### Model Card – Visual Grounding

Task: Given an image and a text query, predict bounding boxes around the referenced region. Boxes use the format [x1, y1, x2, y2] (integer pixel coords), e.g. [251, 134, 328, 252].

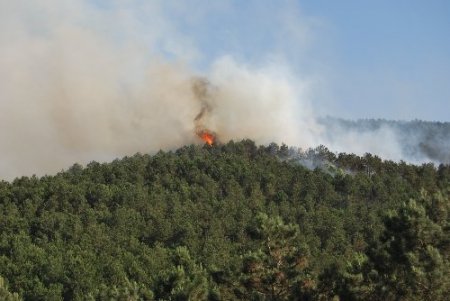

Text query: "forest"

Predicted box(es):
[0, 140, 449, 300]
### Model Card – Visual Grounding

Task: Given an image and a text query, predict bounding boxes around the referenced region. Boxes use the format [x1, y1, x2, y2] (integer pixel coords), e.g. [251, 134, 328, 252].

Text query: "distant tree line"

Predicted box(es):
[319, 117, 450, 163]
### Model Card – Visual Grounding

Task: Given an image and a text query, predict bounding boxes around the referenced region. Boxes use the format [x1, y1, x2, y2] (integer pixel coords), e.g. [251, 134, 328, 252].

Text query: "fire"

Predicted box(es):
[198, 130, 215, 145]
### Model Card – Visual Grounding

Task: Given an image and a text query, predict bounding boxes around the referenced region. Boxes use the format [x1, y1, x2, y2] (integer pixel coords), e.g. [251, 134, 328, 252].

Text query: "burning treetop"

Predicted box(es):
[197, 129, 215, 146]
[192, 77, 217, 145]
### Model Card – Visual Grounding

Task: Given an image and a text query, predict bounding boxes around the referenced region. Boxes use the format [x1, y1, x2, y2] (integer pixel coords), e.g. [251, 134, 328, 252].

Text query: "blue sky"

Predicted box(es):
[1, 0, 448, 178]
[140, 0, 450, 121]
[4, 0, 450, 122]
[301, 0, 450, 121]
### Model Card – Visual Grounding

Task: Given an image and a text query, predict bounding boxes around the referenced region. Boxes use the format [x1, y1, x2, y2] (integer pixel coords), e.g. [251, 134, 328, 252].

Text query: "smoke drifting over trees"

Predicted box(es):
[0, 1, 448, 180]
[319, 118, 450, 164]
[0, 1, 316, 179]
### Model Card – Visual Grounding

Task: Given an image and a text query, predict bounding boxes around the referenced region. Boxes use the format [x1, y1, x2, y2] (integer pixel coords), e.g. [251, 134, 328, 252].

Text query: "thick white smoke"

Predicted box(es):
[320, 125, 405, 162]
[0, 0, 321, 180]
[0, 1, 445, 180]
[202, 57, 320, 146]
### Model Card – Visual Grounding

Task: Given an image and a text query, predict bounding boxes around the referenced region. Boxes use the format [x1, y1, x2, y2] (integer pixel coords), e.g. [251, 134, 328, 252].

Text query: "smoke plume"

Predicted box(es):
[0, 1, 447, 180]
[0, 1, 320, 180]
[192, 78, 217, 145]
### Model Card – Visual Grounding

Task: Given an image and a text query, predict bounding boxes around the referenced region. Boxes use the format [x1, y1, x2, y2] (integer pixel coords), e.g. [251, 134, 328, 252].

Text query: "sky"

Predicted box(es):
[119, 0, 450, 121]
[0, 0, 449, 179]
[300, 1, 450, 121]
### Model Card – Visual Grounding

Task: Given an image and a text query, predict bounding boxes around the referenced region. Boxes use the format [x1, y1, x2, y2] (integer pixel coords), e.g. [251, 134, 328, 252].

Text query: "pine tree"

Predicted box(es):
[340, 190, 450, 300]
[0, 276, 21, 301]
[240, 213, 314, 300]
[153, 247, 217, 301]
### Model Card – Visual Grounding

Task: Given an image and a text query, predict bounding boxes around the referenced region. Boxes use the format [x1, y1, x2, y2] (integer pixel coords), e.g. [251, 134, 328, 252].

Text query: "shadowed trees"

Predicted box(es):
[0, 140, 448, 300]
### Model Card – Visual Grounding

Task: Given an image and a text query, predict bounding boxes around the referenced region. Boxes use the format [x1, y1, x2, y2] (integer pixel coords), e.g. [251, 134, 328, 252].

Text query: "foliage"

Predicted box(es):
[240, 213, 314, 300]
[0, 276, 21, 301]
[0, 140, 448, 300]
[339, 191, 450, 300]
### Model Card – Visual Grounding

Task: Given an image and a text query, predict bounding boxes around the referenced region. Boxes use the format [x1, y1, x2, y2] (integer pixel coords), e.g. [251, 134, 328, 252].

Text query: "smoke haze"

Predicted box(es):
[0, 1, 320, 179]
[0, 1, 448, 180]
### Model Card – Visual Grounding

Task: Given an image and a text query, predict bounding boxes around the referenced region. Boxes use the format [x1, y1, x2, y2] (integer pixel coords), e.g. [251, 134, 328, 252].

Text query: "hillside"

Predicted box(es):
[0, 140, 449, 300]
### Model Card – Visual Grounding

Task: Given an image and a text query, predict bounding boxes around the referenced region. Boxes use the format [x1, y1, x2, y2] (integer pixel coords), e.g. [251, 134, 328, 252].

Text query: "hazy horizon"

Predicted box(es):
[0, 0, 449, 179]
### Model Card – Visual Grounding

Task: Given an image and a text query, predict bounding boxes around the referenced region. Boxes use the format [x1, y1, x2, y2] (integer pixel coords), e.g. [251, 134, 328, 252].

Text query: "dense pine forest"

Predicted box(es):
[0, 140, 449, 300]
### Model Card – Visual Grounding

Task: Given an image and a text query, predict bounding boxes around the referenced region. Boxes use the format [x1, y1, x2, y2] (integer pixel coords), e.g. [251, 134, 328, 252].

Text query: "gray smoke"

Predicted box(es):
[192, 78, 216, 140]
[0, 1, 447, 181]
[0, 1, 319, 180]
[317, 117, 450, 164]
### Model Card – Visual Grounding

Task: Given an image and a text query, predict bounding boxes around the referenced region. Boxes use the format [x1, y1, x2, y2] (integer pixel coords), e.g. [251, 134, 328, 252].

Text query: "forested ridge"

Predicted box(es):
[0, 140, 449, 300]
[319, 117, 450, 163]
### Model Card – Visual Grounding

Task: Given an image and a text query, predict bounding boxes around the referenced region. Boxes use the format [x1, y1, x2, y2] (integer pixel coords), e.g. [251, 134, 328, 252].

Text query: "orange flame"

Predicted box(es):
[198, 130, 215, 145]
